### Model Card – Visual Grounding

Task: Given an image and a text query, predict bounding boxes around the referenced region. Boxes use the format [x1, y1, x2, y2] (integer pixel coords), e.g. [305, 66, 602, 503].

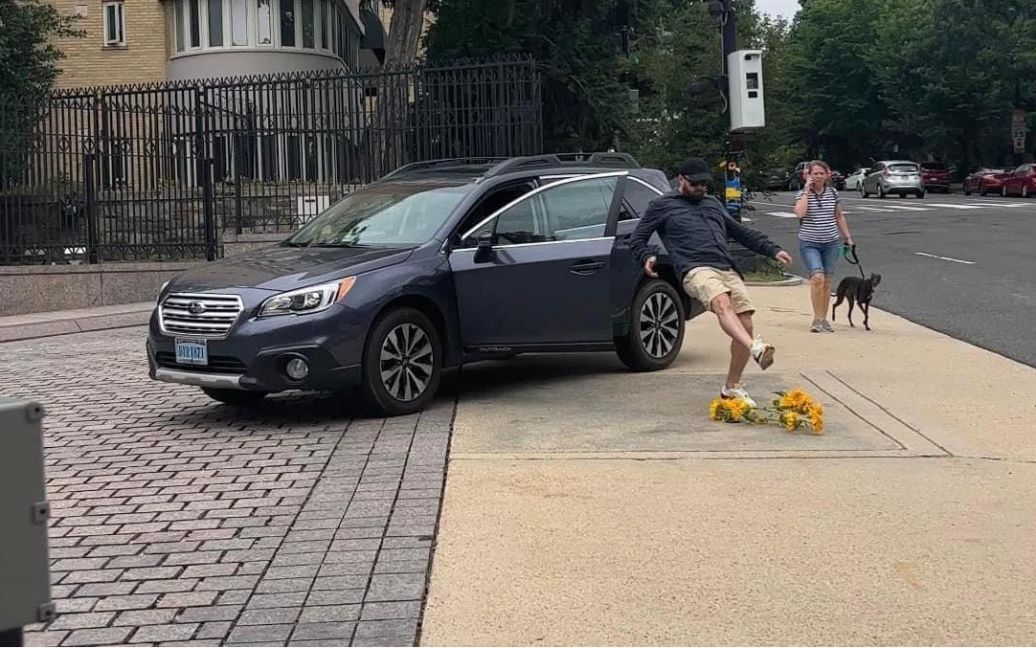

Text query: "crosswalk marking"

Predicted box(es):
[884, 205, 931, 211]
[924, 203, 985, 210]
[855, 206, 897, 212]
[766, 211, 798, 219]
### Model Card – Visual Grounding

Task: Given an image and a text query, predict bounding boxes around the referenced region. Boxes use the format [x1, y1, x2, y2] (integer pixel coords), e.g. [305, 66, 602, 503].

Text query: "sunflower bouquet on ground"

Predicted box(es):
[708, 387, 825, 435]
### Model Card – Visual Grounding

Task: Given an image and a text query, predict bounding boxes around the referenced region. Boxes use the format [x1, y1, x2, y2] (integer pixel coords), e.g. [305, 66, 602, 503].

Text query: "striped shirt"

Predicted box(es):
[795, 186, 841, 243]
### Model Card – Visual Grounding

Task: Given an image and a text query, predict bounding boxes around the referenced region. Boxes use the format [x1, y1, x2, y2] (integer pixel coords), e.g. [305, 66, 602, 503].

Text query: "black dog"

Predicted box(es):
[832, 273, 882, 330]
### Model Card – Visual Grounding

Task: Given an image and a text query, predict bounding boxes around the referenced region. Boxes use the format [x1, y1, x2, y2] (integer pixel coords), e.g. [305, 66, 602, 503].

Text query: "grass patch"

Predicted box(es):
[744, 257, 790, 282]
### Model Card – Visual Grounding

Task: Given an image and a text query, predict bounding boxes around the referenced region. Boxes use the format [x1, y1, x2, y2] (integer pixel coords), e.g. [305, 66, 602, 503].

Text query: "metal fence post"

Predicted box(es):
[83, 153, 99, 264]
[203, 157, 216, 262]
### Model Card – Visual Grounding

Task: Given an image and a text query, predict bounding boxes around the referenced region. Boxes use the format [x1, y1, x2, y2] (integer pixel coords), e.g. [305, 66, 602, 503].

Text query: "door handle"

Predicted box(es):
[570, 260, 605, 274]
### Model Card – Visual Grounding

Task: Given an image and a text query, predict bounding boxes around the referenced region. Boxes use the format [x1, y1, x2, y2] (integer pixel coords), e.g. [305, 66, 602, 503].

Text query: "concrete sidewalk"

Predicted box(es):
[420, 284, 1036, 645]
[0, 302, 152, 343]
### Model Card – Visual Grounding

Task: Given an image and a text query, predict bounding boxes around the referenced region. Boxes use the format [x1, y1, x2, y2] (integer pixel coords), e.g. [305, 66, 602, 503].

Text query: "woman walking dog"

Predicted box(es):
[793, 160, 854, 332]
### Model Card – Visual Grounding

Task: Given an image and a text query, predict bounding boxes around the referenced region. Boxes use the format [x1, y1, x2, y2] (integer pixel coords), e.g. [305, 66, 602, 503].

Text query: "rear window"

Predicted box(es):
[890, 164, 918, 173]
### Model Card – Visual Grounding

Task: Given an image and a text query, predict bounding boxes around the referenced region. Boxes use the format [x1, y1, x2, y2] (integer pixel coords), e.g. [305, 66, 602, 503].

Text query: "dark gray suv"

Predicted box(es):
[147, 153, 705, 416]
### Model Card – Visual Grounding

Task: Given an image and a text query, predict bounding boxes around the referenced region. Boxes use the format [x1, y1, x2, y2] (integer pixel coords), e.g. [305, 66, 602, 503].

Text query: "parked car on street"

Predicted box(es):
[830, 169, 846, 190]
[786, 161, 809, 191]
[1000, 163, 1036, 197]
[861, 160, 926, 198]
[963, 168, 1008, 195]
[919, 161, 953, 193]
[146, 154, 706, 416]
[844, 167, 869, 191]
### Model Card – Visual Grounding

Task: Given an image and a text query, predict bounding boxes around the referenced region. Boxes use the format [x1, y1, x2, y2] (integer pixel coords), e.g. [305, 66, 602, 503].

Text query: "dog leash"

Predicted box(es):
[842, 244, 866, 279]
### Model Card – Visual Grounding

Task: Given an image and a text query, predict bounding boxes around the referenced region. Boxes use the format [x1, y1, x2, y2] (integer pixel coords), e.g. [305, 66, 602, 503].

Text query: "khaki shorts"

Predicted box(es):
[682, 267, 755, 314]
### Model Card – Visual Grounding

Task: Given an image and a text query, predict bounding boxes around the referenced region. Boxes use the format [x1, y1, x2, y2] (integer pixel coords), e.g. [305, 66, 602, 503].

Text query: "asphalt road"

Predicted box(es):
[744, 189, 1036, 368]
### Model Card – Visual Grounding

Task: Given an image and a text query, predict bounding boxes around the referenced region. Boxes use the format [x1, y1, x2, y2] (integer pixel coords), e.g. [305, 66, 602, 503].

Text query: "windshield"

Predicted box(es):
[890, 163, 919, 173]
[286, 182, 469, 247]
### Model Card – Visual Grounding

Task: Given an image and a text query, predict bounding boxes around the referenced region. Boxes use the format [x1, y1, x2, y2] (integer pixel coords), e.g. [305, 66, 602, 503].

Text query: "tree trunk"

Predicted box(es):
[384, 0, 428, 67]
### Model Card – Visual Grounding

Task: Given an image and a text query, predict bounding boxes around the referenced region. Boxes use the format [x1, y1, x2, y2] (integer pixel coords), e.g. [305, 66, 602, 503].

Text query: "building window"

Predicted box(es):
[257, 0, 273, 44]
[208, 0, 223, 46]
[103, 1, 125, 46]
[173, 0, 185, 50]
[280, 0, 295, 47]
[187, 0, 201, 48]
[231, 0, 248, 45]
[320, 0, 330, 50]
[301, 0, 315, 48]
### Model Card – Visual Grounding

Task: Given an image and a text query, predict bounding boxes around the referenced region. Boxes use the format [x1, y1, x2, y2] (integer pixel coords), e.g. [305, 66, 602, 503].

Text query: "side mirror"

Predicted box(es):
[473, 234, 494, 264]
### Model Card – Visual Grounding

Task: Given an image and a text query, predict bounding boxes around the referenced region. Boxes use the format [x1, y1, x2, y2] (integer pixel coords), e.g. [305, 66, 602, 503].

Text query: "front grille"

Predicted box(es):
[160, 293, 243, 338]
[156, 352, 247, 374]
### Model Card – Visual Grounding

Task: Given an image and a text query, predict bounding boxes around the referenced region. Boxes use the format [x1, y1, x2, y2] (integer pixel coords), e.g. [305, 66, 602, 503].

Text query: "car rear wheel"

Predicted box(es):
[878, 184, 886, 199]
[1023, 185, 1029, 198]
[615, 279, 685, 371]
[202, 388, 268, 407]
[361, 307, 442, 417]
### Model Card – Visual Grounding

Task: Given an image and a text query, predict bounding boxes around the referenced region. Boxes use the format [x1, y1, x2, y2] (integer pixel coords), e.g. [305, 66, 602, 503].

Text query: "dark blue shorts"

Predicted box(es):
[798, 240, 841, 276]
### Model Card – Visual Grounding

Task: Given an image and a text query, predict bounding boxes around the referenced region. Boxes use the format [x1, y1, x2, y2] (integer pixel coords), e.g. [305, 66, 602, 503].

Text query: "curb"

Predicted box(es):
[744, 274, 804, 287]
[0, 306, 152, 343]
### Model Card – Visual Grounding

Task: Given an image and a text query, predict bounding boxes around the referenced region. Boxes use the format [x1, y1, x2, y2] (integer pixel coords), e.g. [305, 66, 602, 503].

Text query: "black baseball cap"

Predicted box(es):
[677, 157, 712, 182]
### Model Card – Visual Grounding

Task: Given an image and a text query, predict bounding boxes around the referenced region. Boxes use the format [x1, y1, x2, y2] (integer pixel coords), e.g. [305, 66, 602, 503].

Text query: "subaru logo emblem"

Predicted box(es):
[187, 301, 207, 315]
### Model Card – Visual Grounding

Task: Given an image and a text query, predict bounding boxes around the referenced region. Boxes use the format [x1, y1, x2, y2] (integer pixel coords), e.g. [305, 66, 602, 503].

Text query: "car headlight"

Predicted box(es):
[258, 278, 356, 317]
[157, 280, 171, 303]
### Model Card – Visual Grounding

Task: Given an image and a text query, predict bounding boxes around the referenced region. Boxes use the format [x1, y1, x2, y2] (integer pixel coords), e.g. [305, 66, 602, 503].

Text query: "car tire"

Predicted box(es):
[1002, 186, 1008, 197]
[615, 279, 685, 372]
[878, 184, 886, 199]
[1023, 185, 1029, 198]
[964, 185, 972, 196]
[861, 184, 869, 198]
[202, 388, 268, 407]
[361, 307, 442, 417]
[917, 189, 925, 199]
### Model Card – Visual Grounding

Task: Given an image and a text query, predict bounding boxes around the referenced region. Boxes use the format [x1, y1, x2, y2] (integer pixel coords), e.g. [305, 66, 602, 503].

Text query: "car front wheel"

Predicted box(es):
[361, 307, 442, 416]
[616, 279, 685, 371]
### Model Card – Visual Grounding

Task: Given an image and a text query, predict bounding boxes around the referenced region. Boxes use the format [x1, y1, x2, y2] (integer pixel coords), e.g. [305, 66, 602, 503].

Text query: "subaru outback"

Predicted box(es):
[147, 153, 706, 416]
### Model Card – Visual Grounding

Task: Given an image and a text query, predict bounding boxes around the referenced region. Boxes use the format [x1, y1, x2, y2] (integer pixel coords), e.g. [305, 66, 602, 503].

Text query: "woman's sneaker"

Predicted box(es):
[750, 336, 775, 370]
[721, 383, 757, 408]
[820, 319, 834, 332]
[810, 319, 824, 333]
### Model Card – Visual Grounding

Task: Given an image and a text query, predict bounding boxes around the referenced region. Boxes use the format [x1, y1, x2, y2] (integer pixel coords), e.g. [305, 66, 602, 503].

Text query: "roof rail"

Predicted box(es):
[483, 154, 565, 177]
[381, 157, 508, 179]
[553, 152, 641, 168]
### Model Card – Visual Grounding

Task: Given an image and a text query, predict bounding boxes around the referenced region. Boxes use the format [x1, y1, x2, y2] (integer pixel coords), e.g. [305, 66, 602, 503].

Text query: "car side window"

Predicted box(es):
[494, 194, 550, 245]
[619, 178, 662, 221]
[541, 177, 618, 241]
[454, 182, 536, 248]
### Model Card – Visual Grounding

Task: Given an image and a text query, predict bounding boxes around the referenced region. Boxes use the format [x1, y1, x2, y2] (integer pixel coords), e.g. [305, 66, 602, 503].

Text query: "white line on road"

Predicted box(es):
[915, 252, 975, 265]
[855, 206, 897, 212]
[922, 203, 985, 210]
[885, 205, 931, 211]
[766, 211, 798, 219]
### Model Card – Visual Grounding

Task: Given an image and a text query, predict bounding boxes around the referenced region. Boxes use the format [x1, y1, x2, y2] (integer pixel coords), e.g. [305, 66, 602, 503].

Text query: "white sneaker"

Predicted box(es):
[721, 383, 757, 408]
[750, 336, 775, 370]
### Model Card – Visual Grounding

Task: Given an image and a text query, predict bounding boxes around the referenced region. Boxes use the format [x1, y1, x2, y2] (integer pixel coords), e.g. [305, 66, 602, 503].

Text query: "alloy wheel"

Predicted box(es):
[639, 292, 680, 358]
[379, 323, 434, 402]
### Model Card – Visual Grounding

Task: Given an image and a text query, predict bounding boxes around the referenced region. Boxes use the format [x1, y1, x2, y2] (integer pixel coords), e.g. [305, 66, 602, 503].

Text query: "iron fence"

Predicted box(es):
[0, 57, 542, 265]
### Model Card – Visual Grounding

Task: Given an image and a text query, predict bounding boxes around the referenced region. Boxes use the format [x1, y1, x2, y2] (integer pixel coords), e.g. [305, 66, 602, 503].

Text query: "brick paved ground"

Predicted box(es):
[0, 327, 453, 647]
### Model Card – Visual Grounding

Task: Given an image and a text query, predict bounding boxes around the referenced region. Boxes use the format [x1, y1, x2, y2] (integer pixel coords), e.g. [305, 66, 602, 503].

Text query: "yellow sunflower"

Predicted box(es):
[779, 388, 815, 414]
[807, 404, 824, 433]
[779, 410, 801, 431]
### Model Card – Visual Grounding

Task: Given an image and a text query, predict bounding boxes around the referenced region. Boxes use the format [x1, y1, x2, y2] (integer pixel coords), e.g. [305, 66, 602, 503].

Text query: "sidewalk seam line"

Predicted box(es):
[801, 372, 907, 451]
[825, 370, 954, 457]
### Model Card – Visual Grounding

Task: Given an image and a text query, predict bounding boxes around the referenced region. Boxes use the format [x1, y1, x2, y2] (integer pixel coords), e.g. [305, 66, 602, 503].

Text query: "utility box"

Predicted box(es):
[727, 49, 765, 131]
[0, 398, 55, 644]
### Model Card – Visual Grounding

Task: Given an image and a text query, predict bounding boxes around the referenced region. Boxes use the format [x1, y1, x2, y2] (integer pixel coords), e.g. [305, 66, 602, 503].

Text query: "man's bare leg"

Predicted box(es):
[727, 312, 754, 388]
[711, 292, 754, 350]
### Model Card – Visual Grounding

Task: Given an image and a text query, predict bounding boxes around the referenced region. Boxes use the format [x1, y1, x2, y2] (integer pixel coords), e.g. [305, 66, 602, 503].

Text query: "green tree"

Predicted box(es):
[0, 0, 80, 99]
[425, 0, 635, 152]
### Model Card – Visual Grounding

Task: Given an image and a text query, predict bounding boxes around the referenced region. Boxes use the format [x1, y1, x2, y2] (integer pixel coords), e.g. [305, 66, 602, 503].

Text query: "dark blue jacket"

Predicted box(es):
[630, 192, 782, 280]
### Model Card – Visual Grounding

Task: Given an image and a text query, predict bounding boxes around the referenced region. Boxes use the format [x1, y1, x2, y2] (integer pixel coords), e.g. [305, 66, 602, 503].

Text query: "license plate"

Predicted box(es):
[175, 337, 208, 366]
